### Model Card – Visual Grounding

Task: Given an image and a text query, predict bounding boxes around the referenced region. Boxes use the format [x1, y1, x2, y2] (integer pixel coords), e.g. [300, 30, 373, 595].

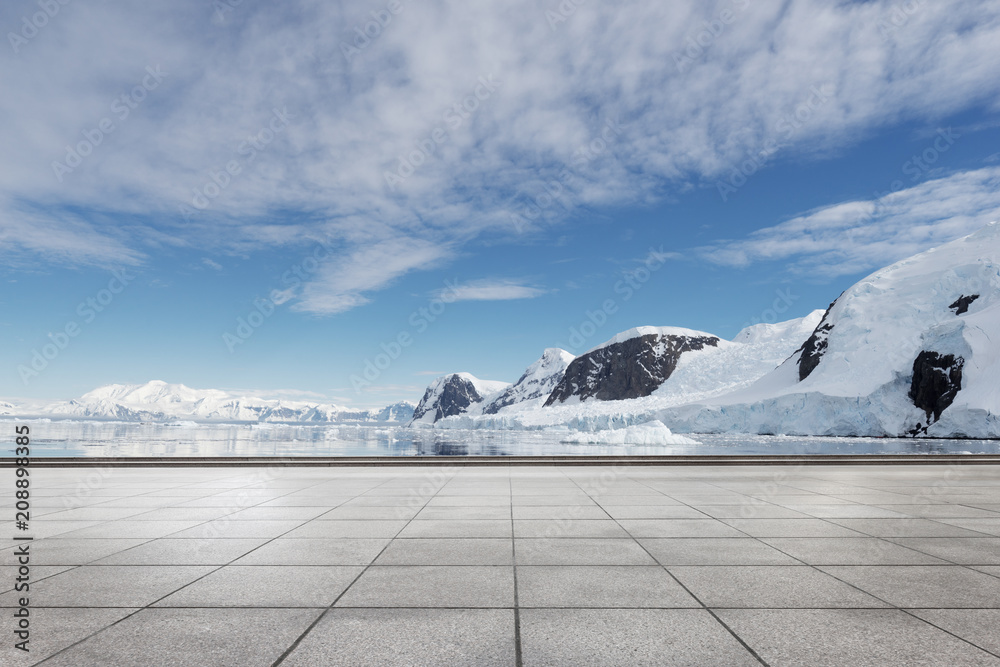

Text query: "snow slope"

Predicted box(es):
[662, 222, 1000, 437]
[15, 381, 415, 423]
[651, 310, 823, 405]
[483, 348, 574, 413]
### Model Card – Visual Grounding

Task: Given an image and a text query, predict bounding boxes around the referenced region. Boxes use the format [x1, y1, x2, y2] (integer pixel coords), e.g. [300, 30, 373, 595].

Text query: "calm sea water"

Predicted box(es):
[3, 419, 998, 457]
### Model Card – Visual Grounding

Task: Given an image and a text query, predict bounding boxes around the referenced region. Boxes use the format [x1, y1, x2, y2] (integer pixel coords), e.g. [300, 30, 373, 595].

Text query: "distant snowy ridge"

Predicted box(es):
[11, 381, 415, 423]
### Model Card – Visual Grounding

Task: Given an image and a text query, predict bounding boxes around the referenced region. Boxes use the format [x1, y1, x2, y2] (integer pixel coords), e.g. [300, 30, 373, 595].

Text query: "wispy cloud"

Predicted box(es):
[0, 199, 144, 268]
[3, 1, 1000, 304]
[698, 167, 1000, 277]
[293, 238, 452, 314]
[437, 278, 548, 302]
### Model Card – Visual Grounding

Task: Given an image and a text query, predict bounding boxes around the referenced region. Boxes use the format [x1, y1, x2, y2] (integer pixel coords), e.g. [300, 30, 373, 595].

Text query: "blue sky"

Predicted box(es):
[2, 0, 1000, 408]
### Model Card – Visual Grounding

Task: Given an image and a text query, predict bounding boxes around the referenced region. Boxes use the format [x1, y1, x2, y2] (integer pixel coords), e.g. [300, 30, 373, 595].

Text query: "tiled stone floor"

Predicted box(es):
[2, 463, 1000, 666]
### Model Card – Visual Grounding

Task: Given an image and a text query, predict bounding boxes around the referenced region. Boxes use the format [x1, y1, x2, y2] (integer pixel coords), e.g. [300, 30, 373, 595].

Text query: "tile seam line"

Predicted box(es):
[555, 465, 772, 667]
[270, 464, 459, 666]
[45, 470, 366, 567]
[690, 469, 1000, 579]
[29, 471, 390, 665]
[510, 467, 524, 667]
[714, 483, 1000, 662]
[9, 604, 1000, 610]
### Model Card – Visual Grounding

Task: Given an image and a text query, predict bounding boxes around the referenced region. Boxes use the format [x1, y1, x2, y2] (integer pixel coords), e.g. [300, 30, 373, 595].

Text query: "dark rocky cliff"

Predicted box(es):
[909, 351, 964, 428]
[795, 296, 841, 381]
[411, 375, 484, 422]
[544, 333, 719, 405]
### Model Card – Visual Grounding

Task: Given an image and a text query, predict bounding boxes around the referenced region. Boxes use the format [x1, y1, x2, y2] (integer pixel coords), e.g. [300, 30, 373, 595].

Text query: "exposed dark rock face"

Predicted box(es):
[484, 372, 552, 414]
[411, 375, 484, 422]
[909, 351, 964, 427]
[544, 334, 719, 405]
[949, 294, 979, 315]
[795, 297, 839, 381]
[483, 390, 524, 414]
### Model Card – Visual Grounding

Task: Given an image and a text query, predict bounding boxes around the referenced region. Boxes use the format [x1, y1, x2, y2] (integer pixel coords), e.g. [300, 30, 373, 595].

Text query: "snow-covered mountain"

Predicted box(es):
[372, 401, 418, 422]
[9, 224, 997, 439]
[424, 225, 1000, 438]
[665, 222, 1000, 437]
[11, 381, 415, 424]
[410, 373, 510, 424]
[483, 348, 574, 414]
[431, 311, 824, 431]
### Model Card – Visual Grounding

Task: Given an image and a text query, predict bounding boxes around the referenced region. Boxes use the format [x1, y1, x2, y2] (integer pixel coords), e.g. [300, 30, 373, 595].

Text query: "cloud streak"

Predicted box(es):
[437, 278, 548, 302]
[293, 238, 452, 314]
[698, 167, 1000, 276]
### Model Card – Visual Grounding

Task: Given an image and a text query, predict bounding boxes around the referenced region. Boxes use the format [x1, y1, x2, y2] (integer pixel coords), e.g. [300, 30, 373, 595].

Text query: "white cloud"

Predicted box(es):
[2, 0, 1000, 304]
[438, 278, 548, 302]
[293, 237, 451, 314]
[698, 167, 1000, 276]
[270, 287, 296, 305]
[201, 258, 223, 271]
[0, 199, 143, 268]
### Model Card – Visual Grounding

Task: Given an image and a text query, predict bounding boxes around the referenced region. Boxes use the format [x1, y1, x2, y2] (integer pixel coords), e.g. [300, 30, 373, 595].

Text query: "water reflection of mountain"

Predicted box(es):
[7, 420, 999, 458]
